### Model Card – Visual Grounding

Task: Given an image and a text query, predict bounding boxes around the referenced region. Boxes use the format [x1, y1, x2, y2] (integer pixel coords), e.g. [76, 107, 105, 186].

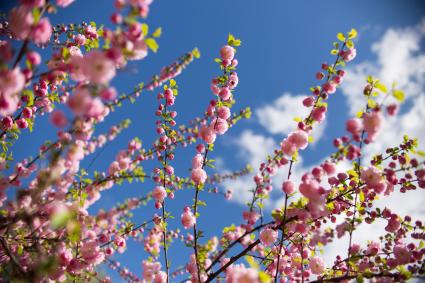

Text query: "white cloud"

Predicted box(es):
[256, 93, 326, 143]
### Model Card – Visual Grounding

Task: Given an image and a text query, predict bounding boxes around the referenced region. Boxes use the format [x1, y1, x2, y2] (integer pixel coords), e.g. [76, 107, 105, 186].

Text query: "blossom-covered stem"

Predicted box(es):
[205, 239, 261, 283]
[310, 272, 398, 283]
[0, 237, 26, 277]
[162, 104, 170, 283]
[12, 2, 49, 69]
[274, 159, 294, 283]
[205, 221, 273, 273]
[301, 236, 305, 283]
[346, 93, 372, 275]
[193, 185, 202, 283]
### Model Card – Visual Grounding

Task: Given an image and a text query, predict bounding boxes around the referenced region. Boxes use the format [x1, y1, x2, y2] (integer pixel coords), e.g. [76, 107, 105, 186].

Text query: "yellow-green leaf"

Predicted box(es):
[348, 28, 358, 39]
[375, 82, 388, 93]
[367, 99, 377, 108]
[152, 27, 162, 38]
[359, 190, 365, 202]
[169, 79, 176, 88]
[337, 33, 346, 42]
[192, 47, 201, 58]
[393, 89, 405, 102]
[145, 38, 159, 53]
[141, 23, 149, 37]
[259, 271, 272, 283]
[245, 255, 259, 269]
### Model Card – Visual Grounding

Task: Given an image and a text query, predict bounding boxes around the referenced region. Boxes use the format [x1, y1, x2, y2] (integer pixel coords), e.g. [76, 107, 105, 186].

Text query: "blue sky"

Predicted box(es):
[4, 0, 425, 281]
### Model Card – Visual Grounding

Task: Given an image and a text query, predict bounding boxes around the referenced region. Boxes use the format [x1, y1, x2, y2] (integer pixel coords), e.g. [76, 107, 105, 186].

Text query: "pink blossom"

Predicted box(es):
[242, 210, 260, 225]
[226, 264, 259, 283]
[346, 118, 363, 135]
[192, 154, 203, 169]
[212, 118, 229, 135]
[152, 186, 167, 202]
[27, 51, 41, 65]
[309, 257, 325, 275]
[259, 228, 277, 246]
[100, 87, 117, 101]
[342, 48, 357, 62]
[322, 82, 336, 94]
[282, 180, 295, 194]
[361, 167, 386, 194]
[385, 216, 401, 233]
[363, 111, 382, 141]
[181, 207, 196, 229]
[199, 125, 216, 144]
[31, 17, 52, 44]
[366, 241, 380, 256]
[9, 6, 34, 40]
[83, 51, 116, 84]
[393, 244, 411, 265]
[220, 45, 235, 61]
[191, 168, 207, 184]
[217, 106, 231, 120]
[219, 87, 231, 100]
[288, 130, 309, 150]
[80, 241, 104, 265]
[312, 106, 327, 122]
[56, 0, 75, 7]
[281, 139, 297, 156]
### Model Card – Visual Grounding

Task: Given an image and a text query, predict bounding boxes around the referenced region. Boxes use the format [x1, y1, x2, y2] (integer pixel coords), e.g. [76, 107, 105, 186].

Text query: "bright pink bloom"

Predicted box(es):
[181, 207, 196, 229]
[192, 154, 203, 169]
[366, 241, 380, 256]
[393, 244, 411, 265]
[100, 87, 117, 100]
[191, 168, 207, 184]
[217, 106, 231, 120]
[363, 111, 382, 141]
[27, 51, 41, 65]
[212, 118, 229, 135]
[282, 180, 295, 194]
[259, 228, 277, 246]
[200, 125, 216, 144]
[152, 186, 167, 202]
[50, 110, 68, 128]
[31, 17, 52, 44]
[385, 216, 401, 233]
[9, 6, 34, 40]
[342, 48, 357, 62]
[83, 51, 116, 84]
[281, 139, 297, 156]
[220, 45, 235, 61]
[309, 257, 325, 275]
[288, 130, 309, 150]
[346, 118, 363, 135]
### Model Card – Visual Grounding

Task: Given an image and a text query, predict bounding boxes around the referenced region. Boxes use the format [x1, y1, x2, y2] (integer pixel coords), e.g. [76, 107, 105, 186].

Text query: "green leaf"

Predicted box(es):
[152, 27, 162, 38]
[359, 190, 365, 202]
[228, 33, 241, 46]
[337, 33, 346, 42]
[367, 99, 377, 108]
[141, 23, 149, 37]
[375, 82, 388, 93]
[259, 271, 271, 283]
[145, 38, 159, 53]
[393, 89, 405, 102]
[348, 28, 358, 39]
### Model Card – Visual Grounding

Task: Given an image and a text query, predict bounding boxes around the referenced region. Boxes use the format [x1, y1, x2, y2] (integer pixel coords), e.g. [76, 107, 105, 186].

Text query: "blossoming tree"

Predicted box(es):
[0, 0, 424, 282]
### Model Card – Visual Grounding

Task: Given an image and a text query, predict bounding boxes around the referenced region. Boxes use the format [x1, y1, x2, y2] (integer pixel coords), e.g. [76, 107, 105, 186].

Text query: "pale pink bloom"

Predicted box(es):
[343, 48, 357, 62]
[299, 177, 323, 200]
[154, 271, 167, 283]
[212, 118, 229, 135]
[363, 111, 382, 141]
[385, 216, 401, 233]
[67, 88, 92, 116]
[366, 241, 380, 256]
[152, 186, 167, 202]
[31, 17, 52, 44]
[191, 168, 207, 184]
[282, 180, 295, 194]
[288, 130, 309, 150]
[142, 260, 162, 281]
[69, 46, 82, 57]
[192, 154, 203, 169]
[310, 257, 325, 275]
[199, 125, 216, 144]
[56, 0, 75, 7]
[322, 82, 336, 94]
[27, 51, 41, 65]
[220, 45, 235, 61]
[242, 210, 260, 225]
[181, 207, 196, 229]
[219, 87, 231, 100]
[83, 51, 116, 84]
[9, 6, 34, 40]
[259, 228, 277, 246]
[393, 244, 410, 264]
[346, 118, 363, 135]
[99, 87, 117, 101]
[217, 106, 231, 120]
[128, 39, 148, 61]
[361, 167, 386, 194]
[226, 264, 259, 283]
[281, 139, 297, 156]
[69, 55, 87, 82]
[80, 241, 104, 265]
